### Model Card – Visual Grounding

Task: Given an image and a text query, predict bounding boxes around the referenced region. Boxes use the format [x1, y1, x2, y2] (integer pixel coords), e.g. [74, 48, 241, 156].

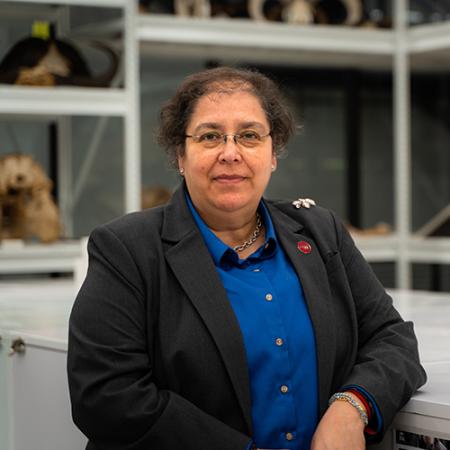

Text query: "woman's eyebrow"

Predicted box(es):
[192, 122, 222, 133]
[239, 122, 266, 130]
[192, 121, 266, 133]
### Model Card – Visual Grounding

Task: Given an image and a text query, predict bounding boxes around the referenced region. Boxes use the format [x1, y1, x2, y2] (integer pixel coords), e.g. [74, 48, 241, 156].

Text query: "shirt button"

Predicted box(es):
[286, 432, 294, 441]
[265, 293, 273, 301]
[275, 337, 284, 346]
[253, 268, 260, 272]
[280, 385, 289, 394]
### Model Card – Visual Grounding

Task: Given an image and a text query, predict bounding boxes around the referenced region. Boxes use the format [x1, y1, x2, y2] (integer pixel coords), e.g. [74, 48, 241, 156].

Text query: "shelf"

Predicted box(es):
[1, 236, 446, 276]
[353, 235, 450, 265]
[352, 234, 400, 262]
[407, 237, 450, 264]
[137, 14, 450, 71]
[137, 14, 395, 69]
[408, 21, 450, 71]
[409, 21, 450, 53]
[0, 241, 84, 274]
[137, 13, 450, 54]
[0, 86, 128, 116]
[3, 0, 125, 7]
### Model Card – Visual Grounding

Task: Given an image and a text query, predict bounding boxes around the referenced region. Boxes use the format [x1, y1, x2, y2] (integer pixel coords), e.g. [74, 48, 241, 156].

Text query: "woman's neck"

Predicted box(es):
[198, 207, 265, 259]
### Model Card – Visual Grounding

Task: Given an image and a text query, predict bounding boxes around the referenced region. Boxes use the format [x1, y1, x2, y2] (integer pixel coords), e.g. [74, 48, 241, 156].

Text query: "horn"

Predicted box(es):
[248, 0, 266, 21]
[343, 0, 363, 25]
[55, 40, 119, 87]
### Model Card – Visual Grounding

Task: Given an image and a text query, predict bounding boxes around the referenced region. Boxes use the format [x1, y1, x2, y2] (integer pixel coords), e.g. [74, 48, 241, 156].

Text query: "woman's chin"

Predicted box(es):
[212, 194, 255, 213]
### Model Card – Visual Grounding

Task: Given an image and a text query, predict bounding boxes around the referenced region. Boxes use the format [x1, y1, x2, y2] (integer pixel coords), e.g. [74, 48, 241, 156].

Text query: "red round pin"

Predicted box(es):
[297, 241, 312, 254]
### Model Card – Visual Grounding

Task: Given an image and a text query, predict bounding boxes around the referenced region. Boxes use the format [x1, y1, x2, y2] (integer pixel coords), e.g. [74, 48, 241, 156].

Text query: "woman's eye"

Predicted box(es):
[241, 131, 259, 140]
[199, 132, 221, 142]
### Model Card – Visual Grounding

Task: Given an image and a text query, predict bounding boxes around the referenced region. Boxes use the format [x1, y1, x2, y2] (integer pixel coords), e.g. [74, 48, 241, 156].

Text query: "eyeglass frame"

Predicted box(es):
[184, 131, 272, 148]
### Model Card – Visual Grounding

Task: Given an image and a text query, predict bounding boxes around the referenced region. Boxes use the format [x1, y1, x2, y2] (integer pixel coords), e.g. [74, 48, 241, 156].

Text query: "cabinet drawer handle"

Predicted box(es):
[8, 338, 26, 356]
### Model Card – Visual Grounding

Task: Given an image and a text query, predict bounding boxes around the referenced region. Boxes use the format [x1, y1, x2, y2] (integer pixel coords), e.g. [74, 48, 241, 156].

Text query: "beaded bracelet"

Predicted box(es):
[329, 392, 369, 426]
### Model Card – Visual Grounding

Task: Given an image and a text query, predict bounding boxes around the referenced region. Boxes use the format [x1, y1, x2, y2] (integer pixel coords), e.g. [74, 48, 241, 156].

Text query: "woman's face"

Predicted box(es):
[179, 90, 276, 222]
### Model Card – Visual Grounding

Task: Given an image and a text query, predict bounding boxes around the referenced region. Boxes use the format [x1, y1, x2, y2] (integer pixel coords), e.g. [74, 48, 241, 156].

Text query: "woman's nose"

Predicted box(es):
[218, 137, 242, 163]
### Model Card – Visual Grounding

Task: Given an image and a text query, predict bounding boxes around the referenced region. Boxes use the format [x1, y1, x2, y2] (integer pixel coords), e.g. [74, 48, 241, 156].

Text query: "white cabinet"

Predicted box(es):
[0, 336, 87, 450]
[0, 280, 86, 450]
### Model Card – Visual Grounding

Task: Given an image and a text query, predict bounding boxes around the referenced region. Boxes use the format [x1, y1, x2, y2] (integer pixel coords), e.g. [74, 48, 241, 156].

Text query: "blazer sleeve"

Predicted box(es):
[67, 224, 252, 450]
[330, 211, 427, 434]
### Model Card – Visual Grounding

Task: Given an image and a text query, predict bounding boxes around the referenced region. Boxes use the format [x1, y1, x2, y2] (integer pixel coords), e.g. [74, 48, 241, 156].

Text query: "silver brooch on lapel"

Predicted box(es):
[292, 198, 316, 209]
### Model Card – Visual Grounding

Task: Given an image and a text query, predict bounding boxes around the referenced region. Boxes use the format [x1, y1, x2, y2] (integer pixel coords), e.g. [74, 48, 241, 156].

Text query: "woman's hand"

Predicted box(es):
[310, 399, 365, 450]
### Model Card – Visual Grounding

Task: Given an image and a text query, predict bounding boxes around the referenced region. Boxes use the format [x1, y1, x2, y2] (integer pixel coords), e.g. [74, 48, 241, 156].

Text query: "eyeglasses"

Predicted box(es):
[185, 130, 271, 149]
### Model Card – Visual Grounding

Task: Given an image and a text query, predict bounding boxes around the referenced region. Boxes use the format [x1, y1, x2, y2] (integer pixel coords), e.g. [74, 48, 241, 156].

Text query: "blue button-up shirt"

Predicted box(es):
[187, 195, 319, 450]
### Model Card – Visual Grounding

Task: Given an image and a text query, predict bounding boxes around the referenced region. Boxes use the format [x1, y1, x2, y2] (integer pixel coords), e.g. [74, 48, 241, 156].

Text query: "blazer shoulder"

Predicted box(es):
[267, 198, 345, 253]
[92, 206, 165, 245]
[268, 198, 337, 230]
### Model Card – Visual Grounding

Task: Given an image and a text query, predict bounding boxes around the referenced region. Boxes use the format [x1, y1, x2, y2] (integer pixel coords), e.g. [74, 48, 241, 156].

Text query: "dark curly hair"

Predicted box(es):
[157, 66, 296, 168]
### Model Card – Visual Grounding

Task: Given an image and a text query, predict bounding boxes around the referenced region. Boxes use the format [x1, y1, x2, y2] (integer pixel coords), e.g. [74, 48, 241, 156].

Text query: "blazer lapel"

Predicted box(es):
[162, 185, 253, 434]
[267, 202, 337, 415]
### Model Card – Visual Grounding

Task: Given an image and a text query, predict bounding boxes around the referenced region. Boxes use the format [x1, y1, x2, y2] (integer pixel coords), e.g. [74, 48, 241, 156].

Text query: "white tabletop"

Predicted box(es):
[0, 282, 450, 416]
[2, 283, 449, 357]
[402, 361, 450, 420]
[389, 289, 450, 364]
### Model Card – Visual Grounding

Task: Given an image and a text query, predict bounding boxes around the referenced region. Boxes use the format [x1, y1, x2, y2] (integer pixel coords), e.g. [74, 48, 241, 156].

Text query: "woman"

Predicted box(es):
[68, 67, 426, 450]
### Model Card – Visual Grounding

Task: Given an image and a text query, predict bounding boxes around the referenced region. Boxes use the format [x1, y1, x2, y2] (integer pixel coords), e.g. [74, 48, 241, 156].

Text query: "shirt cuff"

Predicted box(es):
[341, 384, 383, 440]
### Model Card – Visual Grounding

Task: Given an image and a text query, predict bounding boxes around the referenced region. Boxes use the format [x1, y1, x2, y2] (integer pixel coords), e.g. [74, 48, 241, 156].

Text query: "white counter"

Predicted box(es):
[0, 282, 450, 450]
[374, 361, 450, 450]
[1, 283, 448, 361]
[389, 289, 450, 364]
[404, 361, 450, 421]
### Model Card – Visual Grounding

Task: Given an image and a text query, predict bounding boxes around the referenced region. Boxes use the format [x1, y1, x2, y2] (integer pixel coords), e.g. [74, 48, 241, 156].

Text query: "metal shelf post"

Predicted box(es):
[394, 0, 412, 289]
[124, 0, 141, 213]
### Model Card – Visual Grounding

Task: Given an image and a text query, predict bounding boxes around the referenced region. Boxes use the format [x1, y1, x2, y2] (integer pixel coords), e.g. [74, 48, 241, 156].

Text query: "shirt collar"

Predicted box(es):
[185, 192, 277, 269]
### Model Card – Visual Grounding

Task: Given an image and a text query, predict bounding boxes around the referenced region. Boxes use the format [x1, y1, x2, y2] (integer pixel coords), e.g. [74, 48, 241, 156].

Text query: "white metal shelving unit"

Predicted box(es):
[136, 2, 449, 289]
[0, 1, 448, 287]
[0, 0, 140, 275]
[0, 0, 141, 213]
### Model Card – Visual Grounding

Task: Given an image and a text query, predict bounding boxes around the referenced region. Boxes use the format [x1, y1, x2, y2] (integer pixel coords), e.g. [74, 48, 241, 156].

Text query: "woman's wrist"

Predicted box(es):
[329, 391, 369, 427]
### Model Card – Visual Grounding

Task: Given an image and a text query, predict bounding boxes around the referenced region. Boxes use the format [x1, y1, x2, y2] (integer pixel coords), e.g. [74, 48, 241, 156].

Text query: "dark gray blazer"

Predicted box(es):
[67, 183, 426, 450]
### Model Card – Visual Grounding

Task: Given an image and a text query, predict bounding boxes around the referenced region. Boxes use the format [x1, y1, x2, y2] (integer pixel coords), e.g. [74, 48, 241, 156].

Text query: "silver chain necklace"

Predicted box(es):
[233, 213, 263, 253]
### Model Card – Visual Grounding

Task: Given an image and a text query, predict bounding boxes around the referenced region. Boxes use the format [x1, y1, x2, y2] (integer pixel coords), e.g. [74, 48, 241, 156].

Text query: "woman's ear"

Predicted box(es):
[271, 155, 277, 172]
[177, 146, 185, 176]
